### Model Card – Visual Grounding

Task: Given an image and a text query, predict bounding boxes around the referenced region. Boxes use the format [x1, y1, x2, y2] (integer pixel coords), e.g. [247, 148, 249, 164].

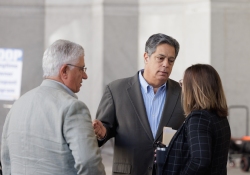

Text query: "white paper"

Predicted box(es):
[162, 127, 177, 146]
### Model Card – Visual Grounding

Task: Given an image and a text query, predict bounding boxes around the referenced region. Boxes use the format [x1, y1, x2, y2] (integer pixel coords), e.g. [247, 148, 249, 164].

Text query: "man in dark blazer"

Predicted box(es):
[93, 33, 185, 175]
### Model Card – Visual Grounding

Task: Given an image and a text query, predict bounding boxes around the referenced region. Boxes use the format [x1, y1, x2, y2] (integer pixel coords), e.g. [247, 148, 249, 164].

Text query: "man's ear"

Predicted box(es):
[60, 65, 68, 79]
[144, 52, 149, 63]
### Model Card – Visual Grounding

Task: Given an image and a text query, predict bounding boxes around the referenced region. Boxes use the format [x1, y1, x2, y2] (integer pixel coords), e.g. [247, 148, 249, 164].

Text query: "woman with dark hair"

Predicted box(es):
[162, 64, 231, 175]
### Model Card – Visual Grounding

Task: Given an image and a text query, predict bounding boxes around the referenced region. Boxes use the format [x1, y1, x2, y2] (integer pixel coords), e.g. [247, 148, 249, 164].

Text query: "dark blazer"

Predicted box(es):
[163, 110, 231, 175]
[96, 71, 185, 175]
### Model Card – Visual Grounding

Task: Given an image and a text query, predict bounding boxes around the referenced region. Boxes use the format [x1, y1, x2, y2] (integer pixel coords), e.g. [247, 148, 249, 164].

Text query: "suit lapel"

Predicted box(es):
[127, 73, 154, 141]
[155, 79, 180, 141]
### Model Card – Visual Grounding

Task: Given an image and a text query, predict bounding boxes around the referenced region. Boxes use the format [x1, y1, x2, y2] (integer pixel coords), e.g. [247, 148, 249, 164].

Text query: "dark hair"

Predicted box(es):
[182, 64, 228, 117]
[145, 33, 180, 58]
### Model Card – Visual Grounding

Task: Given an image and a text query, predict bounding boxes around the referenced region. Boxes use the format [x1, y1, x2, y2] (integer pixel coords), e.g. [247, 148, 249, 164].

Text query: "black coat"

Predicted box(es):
[163, 110, 231, 175]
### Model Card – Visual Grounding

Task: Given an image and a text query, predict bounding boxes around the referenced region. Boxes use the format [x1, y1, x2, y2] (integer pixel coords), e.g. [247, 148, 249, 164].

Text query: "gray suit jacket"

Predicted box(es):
[1, 79, 105, 175]
[96, 72, 185, 175]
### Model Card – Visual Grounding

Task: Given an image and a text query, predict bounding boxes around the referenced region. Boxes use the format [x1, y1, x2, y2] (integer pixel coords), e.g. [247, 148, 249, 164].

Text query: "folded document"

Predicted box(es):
[162, 127, 177, 146]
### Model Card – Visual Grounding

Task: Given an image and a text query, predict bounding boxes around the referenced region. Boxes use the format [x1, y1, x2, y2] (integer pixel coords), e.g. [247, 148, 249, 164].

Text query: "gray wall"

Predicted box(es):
[45, 0, 139, 116]
[0, 0, 45, 141]
[1, 0, 250, 142]
[211, 1, 250, 137]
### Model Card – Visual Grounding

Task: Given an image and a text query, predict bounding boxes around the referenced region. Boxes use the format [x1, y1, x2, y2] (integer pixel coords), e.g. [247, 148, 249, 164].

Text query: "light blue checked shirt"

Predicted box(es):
[139, 70, 167, 138]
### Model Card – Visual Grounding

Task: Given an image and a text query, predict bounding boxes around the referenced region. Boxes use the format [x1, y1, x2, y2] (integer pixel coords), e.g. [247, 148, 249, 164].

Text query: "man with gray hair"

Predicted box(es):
[1, 40, 106, 175]
[93, 33, 185, 175]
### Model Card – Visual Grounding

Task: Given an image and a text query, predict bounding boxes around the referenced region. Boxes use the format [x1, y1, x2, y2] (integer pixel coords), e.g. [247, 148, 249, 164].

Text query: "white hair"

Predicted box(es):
[42, 39, 84, 78]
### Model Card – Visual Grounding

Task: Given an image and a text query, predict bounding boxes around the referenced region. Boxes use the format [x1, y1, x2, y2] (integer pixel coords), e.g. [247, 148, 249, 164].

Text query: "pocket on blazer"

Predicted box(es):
[113, 163, 131, 174]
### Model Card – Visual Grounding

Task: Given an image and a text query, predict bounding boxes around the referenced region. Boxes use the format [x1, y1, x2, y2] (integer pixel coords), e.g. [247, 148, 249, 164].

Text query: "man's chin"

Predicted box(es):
[155, 78, 168, 86]
[158, 75, 169, 81]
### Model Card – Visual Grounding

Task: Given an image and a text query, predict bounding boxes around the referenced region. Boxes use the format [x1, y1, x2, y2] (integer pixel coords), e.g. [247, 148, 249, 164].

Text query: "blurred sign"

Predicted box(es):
[0, 48, 23, 101]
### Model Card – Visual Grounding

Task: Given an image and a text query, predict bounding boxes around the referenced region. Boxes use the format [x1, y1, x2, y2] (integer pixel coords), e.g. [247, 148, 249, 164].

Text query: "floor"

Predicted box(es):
[100, 140, 248, 175]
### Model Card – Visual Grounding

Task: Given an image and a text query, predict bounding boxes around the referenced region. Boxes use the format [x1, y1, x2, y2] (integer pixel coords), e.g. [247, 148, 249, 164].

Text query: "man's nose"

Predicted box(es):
[162, 58, 169, 67]
[82, 72, 88, 79]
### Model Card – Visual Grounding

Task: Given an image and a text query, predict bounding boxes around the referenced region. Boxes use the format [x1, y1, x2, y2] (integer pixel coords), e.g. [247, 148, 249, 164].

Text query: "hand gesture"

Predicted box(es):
[92, 119, 107, 139]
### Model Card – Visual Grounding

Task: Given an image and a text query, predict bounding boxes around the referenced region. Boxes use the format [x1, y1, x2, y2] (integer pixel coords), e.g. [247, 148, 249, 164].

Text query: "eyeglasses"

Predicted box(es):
[67, 64, 87, 72]
[179, 79, 183, 87]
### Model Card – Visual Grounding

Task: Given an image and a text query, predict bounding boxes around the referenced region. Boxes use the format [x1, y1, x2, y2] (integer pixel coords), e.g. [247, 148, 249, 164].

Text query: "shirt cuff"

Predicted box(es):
[97, 133, 107, 141]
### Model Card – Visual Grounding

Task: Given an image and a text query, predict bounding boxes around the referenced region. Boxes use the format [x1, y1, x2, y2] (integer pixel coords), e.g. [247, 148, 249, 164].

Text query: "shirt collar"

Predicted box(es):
[50, 80, 78, 99]
[139, 69, 167, 93]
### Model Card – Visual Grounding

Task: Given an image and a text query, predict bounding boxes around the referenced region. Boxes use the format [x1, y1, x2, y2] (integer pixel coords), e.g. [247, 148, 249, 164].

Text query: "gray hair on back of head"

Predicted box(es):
[42, 39, 84, 78]
[145, 33, 180, 58]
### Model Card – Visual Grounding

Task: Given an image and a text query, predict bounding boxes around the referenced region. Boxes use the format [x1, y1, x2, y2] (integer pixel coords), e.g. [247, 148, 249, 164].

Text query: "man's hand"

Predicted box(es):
[92, 119, 107, 140]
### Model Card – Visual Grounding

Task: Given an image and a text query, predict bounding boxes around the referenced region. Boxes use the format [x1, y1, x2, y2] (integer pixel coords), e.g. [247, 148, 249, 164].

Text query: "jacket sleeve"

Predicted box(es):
[182, 113, 212, 175]
[63, 101, 106, 175]
[96, 85, 117, 147]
